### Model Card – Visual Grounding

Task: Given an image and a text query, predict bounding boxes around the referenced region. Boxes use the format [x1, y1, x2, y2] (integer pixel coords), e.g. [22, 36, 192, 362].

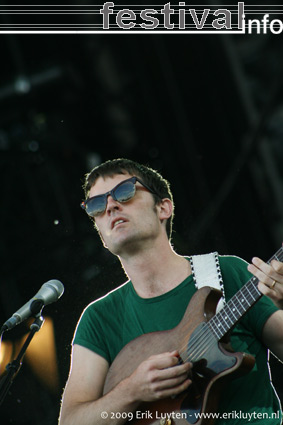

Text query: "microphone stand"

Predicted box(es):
[0, 314, 45, 406]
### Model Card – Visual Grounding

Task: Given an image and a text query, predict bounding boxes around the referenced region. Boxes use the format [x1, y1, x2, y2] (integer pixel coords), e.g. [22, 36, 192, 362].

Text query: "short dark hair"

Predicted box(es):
[83, 158, 174, 240]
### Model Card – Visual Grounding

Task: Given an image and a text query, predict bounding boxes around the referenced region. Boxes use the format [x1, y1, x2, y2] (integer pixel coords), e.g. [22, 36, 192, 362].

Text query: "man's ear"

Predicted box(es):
[157, 198, 173, 222]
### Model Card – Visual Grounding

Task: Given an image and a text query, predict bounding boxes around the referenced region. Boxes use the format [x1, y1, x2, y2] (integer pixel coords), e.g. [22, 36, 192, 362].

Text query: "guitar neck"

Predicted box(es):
[207, 246, 283, 340]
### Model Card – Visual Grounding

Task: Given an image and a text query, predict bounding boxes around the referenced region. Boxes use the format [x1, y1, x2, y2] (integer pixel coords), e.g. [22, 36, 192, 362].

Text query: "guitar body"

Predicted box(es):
[103, 287, 255, 425]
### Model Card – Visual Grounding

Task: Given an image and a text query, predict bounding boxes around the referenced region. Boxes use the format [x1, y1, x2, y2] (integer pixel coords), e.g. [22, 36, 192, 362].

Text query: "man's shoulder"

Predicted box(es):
[218, 254, 248, 270]
[217, 254, 252, 295]
[85, 280, 131, 312]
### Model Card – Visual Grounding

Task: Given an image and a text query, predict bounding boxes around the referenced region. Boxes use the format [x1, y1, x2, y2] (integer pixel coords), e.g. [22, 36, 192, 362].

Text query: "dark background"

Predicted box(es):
[0, 6, 283, 424]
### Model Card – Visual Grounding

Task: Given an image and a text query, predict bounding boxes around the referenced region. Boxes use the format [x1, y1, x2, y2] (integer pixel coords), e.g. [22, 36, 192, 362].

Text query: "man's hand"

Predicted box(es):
[248, 257, 283, 309]
[126, 350, 192, 403]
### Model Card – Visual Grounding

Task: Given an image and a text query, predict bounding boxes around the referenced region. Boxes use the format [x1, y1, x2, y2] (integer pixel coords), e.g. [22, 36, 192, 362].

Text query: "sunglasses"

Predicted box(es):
[81, 176, 158, 218]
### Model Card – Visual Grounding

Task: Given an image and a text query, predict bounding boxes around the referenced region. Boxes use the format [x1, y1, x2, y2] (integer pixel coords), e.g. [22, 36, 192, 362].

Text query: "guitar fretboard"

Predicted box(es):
[207, 246, 283, 340]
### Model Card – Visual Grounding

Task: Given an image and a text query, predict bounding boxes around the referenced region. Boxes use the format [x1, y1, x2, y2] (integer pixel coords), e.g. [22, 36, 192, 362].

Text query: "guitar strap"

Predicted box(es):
[189, 252, 225, 312]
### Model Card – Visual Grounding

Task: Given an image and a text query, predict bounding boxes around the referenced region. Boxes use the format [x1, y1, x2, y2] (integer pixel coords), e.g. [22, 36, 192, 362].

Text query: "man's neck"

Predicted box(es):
[119, 241, 191, 299]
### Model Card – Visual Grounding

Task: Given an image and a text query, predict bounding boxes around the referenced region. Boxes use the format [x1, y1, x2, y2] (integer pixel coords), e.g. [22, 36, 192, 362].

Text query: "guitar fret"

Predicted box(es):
[248, 278, 261, 297]
[210, 302, 237, 338]
[227, 301, 238, 321]
[210, 323, 223, 338]
[222, 310, 234, 326]
[210, 323, 221, 339]
[246, 285, 256, 301]
[225, 301, 241, 330]
[208, 246, 283, 341]
[234, 293, 247, 313]
[216, 321, 226, 333]
[242, 285, 254, 306]
[217, 312, 229, 334]
[230, 298, 241, 318]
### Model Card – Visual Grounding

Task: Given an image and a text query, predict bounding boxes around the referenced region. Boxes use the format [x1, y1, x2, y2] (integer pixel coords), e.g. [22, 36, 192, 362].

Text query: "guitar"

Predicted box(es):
[103, 247, 283, 425]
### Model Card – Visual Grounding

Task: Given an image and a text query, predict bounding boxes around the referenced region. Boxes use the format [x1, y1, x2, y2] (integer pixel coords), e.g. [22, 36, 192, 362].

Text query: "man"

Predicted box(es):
[59, 158, 283, 425]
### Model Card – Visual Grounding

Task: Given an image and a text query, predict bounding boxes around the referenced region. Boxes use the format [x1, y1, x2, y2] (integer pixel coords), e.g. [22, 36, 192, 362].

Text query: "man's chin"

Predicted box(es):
[108, 235, 143, 257]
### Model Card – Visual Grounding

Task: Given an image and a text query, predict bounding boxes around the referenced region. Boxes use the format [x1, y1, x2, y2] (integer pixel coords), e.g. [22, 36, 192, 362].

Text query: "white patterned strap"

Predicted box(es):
[189, 252, 225, 312]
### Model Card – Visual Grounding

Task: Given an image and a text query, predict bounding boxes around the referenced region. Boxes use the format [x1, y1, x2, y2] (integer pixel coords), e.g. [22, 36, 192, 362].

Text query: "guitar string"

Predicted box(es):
[179, 248, 281, 360]
[180, 248, 283, 363]
[181, 287, 260, 361]
[176, 247, 283, 364]
[182, 286, 263, 363]
[182, 247, 283, 358]
[180, 279, 273, 363]
[176, 281, 259, 361]
[184, 286, 261, 361]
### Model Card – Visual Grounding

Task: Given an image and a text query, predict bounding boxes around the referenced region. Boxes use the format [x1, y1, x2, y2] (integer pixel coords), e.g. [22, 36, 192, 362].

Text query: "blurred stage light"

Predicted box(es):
[0, 317, 59, 395]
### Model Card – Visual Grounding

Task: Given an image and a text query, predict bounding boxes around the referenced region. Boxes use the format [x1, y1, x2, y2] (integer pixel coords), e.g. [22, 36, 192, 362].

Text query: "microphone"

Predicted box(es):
[1, 280, 64, 332]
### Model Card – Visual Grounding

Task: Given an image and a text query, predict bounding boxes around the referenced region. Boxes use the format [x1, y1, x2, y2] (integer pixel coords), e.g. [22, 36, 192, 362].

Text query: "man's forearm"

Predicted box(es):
[59, 376, 140, 425]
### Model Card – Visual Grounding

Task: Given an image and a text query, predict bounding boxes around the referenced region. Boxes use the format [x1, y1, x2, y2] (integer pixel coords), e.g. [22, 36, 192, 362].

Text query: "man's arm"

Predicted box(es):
[248, 257, 283, 361]
[262, 310, 283, 362]
[59, 345, 191, 425]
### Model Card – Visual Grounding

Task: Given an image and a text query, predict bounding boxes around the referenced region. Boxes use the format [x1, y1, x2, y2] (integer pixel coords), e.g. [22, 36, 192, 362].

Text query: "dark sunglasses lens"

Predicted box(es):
[114, 180, 136, 202]
[86, 195, 106, 217]
[85, 179, 136, 217]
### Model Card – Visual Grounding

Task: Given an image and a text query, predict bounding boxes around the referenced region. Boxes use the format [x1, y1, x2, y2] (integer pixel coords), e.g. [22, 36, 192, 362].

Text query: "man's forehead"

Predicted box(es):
[89, 173, 133, 197]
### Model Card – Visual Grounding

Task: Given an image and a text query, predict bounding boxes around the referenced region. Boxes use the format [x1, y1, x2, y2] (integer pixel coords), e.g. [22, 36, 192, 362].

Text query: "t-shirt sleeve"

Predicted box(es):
[72, 302, 111, 364]
[220, 255, 279, 340]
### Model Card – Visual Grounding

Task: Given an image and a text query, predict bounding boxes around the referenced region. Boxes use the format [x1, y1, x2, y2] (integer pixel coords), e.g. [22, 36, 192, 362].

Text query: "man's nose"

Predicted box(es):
[106, 195, 121, 214]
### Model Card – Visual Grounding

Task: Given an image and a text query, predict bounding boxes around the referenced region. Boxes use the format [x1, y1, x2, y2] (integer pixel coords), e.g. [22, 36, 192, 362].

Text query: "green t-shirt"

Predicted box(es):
[73, 255, 282, 424]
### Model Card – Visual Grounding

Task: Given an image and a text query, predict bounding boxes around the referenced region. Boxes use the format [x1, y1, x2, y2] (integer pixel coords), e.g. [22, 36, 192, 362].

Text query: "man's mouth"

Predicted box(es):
[112, 218, 127, 229]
